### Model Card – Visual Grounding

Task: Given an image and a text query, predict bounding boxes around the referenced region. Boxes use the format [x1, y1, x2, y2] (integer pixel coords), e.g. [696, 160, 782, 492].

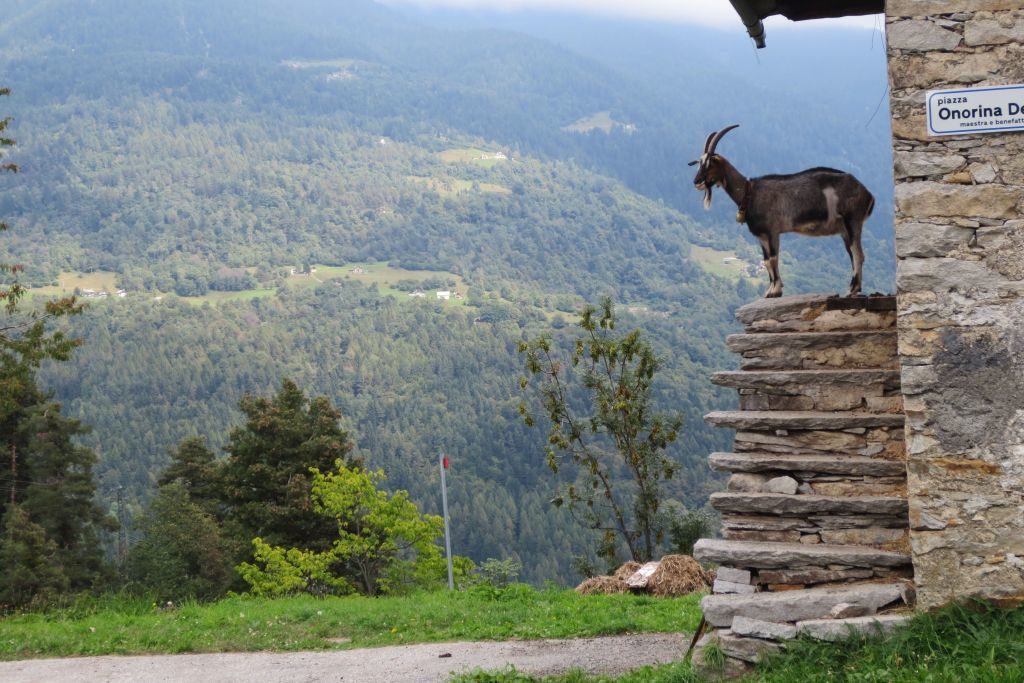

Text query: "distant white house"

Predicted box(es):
[436, 290, 451, 301]
[351, 267, 365, 274]
[409, 290, 426, 298]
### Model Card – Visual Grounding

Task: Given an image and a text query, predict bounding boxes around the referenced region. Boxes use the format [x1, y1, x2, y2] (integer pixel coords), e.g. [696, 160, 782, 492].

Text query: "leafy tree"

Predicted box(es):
[669, 509, 713, 556]
[127, 480, 233, 602]
[236, 538, 351, 598]
[519, 297, 682, 566]
[218, 379, 360, 553]
[237, 462, 446, 597]
[311, 463, 445, 596]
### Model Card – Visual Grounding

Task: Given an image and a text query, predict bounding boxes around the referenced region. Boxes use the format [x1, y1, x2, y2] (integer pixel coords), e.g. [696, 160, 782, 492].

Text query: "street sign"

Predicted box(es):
[926, 84, 1024, 137]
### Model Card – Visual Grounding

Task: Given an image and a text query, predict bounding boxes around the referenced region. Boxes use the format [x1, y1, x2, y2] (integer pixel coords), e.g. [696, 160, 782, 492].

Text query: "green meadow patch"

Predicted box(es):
[438, 148, 509, 168]
[689, 245, 760, 283]
[28, 271, 120, 297]
[0, 588, 702, 660]
[406, 175, 511, 197]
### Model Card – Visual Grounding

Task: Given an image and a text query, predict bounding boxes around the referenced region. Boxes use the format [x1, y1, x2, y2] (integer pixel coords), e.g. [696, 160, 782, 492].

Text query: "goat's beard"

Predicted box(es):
[703, 187, 712, 210]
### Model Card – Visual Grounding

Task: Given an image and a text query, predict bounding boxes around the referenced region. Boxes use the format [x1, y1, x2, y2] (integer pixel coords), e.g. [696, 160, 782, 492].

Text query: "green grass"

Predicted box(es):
[750, 601, 1024, 683]
[0, 587, 702, 661]
[451, 601, 1024, 683]
[406, 175, 511, 196]
[280, 58, 358, 70]
[688, 245, 761, 283]
[452, 662, 701, 683]
[28, 271, 120, 296]
[179, 288, 278, 305]
[438, 148, 508, 168]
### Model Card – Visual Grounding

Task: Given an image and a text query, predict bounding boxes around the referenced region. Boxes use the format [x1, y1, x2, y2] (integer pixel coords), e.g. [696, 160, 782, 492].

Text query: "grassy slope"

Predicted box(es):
[0, 588, 702, 661]
[454, 601, 1024, 683]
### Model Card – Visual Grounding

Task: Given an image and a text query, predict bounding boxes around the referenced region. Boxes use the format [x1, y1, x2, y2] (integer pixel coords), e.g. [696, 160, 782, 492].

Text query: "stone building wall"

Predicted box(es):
[886, 1, 1024, 609]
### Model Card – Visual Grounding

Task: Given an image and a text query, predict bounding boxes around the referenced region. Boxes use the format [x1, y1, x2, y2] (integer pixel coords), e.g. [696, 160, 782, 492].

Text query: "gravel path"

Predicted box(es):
[0, 633, 689, 682]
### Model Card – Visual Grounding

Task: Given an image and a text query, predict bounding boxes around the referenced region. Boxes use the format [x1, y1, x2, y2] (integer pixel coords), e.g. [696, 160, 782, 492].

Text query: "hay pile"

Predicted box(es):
[575, 556, 712, 596]
[612, 561, 642, 581]
[575, 575, 629, 595]
[646, 554, 713, 597]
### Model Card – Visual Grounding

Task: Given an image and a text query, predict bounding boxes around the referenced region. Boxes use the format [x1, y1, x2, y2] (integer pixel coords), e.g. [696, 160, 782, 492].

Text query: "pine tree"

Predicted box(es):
[0, 87, 108, 608]
[218, 378, 359, 552]
[158, 437, 220, 514]
[0, 505, 70, 609]
[127, 480, 233, 602]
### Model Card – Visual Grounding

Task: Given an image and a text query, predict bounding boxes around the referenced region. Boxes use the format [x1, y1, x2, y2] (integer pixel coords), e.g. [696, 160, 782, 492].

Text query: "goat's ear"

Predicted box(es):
[687, 160, 699, 167]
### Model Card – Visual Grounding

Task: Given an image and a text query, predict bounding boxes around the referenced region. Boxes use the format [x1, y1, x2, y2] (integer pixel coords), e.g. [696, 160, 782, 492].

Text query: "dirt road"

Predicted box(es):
[0, 633, 689, 682]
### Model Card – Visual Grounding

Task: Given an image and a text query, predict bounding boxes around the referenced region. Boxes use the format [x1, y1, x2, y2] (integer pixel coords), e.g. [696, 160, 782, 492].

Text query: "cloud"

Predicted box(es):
[381, 0, 882, 29]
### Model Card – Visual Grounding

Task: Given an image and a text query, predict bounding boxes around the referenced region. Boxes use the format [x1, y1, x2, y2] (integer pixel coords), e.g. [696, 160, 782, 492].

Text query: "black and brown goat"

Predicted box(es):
[690, 125, 874, 298]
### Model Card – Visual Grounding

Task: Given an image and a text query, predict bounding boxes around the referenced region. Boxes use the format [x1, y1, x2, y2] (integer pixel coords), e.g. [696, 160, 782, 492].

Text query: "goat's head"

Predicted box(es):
[689, 124, 739, 209]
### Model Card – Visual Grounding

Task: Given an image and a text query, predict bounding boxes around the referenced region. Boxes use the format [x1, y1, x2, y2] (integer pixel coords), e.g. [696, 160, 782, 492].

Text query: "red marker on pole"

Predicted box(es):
[443, 455, 449, 469]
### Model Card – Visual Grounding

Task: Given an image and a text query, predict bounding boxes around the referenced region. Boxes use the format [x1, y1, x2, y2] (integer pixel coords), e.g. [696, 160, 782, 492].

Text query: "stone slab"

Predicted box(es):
[716, 567, 753, 584]
[711, 369, 900, 391]
[705, 411, 906, 431]
[730, 616, 798, 641]
[710, 492, 908, 516]
[625, 561, 659, 589]
[700, 582, 911, 628]
[756, 567, 875, 586]
[796, 613, 912, 642]
[714, 579, 757, 595]
[717, 631, 783, 663]
[694, 539, 912, 570]
[710, 452, 907, 477]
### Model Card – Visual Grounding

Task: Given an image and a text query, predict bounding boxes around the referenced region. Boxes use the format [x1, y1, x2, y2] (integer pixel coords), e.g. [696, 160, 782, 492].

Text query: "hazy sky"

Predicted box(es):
[381, 0, 882, 30]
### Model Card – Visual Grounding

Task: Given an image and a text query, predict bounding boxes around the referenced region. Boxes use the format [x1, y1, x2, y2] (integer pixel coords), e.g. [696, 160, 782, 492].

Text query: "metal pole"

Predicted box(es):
[440, 452, 454, 590]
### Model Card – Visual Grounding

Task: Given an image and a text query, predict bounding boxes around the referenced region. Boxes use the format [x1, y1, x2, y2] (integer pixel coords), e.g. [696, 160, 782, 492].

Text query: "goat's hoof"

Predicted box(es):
[764, 291, 782, 299]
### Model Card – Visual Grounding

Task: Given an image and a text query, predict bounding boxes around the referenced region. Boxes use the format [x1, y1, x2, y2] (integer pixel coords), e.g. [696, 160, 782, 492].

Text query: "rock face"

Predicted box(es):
[692, 295, 914, 671]
[887, 5, 1024, 609]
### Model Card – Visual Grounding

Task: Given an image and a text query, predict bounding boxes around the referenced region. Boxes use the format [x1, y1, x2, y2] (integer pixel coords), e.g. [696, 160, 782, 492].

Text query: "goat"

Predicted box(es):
[690, 125, 874, 298]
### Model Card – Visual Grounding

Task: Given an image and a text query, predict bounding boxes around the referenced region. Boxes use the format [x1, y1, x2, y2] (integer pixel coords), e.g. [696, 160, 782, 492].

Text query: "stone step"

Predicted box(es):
[694, 539, 912, 571]
[796, 613, 913, 641]
[715, 369, 902, 413]
[735, 294, 897, 334]
[726, 330, 897, 371]
[700, 580, 912, 628]
[721, 514, 910, 532]
[705, 410, 906, 431]
[711, 369, 900, 391]
[711, 492, 908, 516]
[710, 452, 907, 477]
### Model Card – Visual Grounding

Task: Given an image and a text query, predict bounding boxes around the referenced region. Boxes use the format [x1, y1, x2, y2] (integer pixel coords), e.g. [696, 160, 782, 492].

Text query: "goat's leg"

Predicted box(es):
[765, 233, 783, 298]
[757, 235, 777, 298]
[843, 222, 865, 296]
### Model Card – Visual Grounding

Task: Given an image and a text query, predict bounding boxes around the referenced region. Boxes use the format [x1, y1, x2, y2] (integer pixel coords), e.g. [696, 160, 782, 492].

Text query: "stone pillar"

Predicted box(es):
[887, 2, 1024, 609]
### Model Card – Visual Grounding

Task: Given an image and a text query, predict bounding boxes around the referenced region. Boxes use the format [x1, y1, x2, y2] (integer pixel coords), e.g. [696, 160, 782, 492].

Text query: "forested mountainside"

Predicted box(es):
[0, 0, 894, 583]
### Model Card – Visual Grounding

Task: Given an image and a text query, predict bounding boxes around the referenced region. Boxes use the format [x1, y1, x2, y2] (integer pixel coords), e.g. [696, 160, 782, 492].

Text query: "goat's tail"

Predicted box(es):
[866, 192, 875, 218]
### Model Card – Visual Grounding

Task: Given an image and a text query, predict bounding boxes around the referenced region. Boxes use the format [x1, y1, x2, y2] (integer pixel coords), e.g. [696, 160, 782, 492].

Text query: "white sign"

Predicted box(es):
[926, 84, 1024, 137]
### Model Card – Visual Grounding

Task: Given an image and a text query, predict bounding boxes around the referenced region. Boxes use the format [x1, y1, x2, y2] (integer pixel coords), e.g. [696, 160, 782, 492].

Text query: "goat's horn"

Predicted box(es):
[707, 124, 740, 156]
[702, 132, 716, 154]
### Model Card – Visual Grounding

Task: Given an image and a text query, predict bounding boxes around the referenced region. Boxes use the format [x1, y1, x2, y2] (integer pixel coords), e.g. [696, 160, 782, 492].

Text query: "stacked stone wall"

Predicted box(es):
[887, 1, 1024, 608]
[693, 295, 914, 673]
